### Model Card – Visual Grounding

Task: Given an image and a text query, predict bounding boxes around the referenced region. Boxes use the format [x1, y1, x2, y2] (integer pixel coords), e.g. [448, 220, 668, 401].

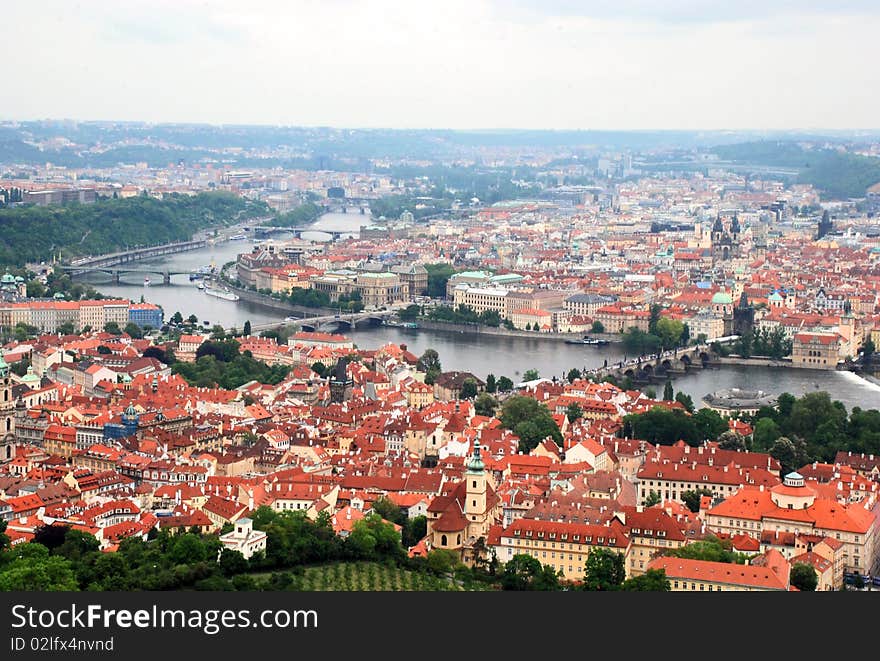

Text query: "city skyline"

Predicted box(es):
[4, 0, 880, 131]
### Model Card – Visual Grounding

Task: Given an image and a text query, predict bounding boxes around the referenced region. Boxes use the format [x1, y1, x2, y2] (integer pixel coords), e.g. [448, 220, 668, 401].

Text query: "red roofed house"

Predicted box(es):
[648, 555, 789, 591]
[791, 332, 840, 369]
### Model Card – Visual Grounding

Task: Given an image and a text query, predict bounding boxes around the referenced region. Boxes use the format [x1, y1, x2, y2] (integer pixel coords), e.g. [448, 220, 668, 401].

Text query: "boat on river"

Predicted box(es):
[204, 285, 239, 301]
[564, 336, 608, 346]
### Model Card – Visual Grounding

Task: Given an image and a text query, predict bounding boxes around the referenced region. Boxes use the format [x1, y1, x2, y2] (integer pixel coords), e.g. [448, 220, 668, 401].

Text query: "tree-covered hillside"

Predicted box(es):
[0, 192, 268, 265]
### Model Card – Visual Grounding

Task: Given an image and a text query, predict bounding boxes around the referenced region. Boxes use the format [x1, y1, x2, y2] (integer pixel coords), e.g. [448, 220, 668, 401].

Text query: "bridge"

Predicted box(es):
[252, 226, 353, 241]
[67, 240, 208, 269]
[57, 264, 193, 285]
[251, 308, 398, 333]
[584, 344, 722, 384]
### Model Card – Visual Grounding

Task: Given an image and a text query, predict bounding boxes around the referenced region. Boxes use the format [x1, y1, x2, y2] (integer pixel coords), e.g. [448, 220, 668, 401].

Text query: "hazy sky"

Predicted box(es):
[4, 0, 879, 130]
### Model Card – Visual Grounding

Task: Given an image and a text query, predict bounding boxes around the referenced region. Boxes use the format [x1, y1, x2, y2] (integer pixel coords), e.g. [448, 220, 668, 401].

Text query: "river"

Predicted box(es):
[84, 213, 880, 412]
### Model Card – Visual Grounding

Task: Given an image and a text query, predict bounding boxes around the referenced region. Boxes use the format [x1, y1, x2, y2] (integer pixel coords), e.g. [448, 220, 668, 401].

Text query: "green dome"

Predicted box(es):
[768, 292, 784, 301]
[21, 366, 40, 384]
[711, 292, 733, 305]
[1, 273, 15, 284]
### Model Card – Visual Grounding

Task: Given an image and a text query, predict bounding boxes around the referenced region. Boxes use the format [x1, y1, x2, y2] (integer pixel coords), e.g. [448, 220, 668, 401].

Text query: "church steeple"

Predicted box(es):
[466, 440, 485, 474]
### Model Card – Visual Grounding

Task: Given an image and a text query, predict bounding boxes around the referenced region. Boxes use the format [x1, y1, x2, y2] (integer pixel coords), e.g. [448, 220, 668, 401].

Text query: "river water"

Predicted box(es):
[85, 213, 880, 412]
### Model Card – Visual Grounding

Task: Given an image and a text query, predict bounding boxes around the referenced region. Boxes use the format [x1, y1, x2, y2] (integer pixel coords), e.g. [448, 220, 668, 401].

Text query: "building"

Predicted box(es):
[452, 286, 509, 318]
[493, 517, 631, 581]
[433, 371, 485, 402]
[329, 356, 354, 404]
[218, 517, 267, 560]
[791, 332, 840, 369]
[354, 272, 406, 308]
[647, 556, 789, 591]
[705, 472, 880, 575]
[701, 388, 778, 417]
[426, 441, 502, 565]
[564, 293, 618, 318]
[128, 303, 163, 330]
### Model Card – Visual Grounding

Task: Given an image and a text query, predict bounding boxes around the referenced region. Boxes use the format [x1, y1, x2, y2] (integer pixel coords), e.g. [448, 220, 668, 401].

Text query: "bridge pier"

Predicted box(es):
[113, 270, 121, 285]
[163, 271, 171, 285]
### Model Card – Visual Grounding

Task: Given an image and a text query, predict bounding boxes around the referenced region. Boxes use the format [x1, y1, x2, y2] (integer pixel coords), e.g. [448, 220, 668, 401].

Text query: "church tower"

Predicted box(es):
[465, 441, 488, 521]
[0, 350, 16, 463]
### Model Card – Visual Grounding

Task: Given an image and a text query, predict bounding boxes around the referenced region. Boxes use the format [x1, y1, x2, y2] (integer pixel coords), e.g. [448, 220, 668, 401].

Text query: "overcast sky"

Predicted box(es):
[4, 0, 879, 130]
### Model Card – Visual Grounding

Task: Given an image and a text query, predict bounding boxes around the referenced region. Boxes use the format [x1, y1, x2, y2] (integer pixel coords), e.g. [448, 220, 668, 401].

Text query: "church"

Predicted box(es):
[0, 351, 16, 463]
[425, 441, 502, 565]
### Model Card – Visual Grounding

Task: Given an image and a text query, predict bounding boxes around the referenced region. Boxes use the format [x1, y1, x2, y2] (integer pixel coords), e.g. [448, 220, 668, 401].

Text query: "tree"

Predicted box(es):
[243, 320, 252, 336]
[417, 349, 441, 373]
[57, 321, 75, 336]
[103, 321, 121, 334]
[426, 549, 459, 576]
[567, 368, 582, 384]
[862, 337, 875, 366]
[485, 373, 497, 393]
[648, 304, 663, 335]
[96, 345, 112, 355]
[459, 378, 478, 400]
[311, 362, 327, 377]
[790, 563, 818, 591]
[398, 304, 420, 322]
[622, 327, 661, 355]
[402, 515, 427, 549]
[717, 430, 747, 452]
[622, 407, 699, 446]
[621, 568, 671, 591]
[681, 487, 714, 513]
[123, 322, 143, 339]
[663, 380, 674, 401]
[566, 402, 584, 424]
[770, 436, 810, 476]
[187, 314, 198, 325]
[171, 311, 184, 325]
[499, 395, 562, 452]
[522, 369, 540, 382]
[591, 320, 605, 334]
[693, 408, 728, 442]
[664, 535, 747, 564]
[0, 543, 78, 591]
[474, 392, 498, 417]
[752, 417, 781, 452]
[370, 496, 405, 525]
[675, 391, 695, 413]
[655, 317, 684, 350]
[218, 548, 249, 577]
[644, 490, 662, 507]
[501, 554, 560, 591]
[582, 548, 626, 591]
[496, 376, 514, 392]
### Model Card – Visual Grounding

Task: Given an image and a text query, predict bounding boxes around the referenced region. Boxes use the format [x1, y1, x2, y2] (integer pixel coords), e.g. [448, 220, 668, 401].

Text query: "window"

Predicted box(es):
[441, 535, 447, 546]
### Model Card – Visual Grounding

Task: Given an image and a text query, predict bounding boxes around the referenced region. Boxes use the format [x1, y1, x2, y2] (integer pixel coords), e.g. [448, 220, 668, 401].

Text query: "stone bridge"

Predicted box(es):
[586, 344, 721, 384]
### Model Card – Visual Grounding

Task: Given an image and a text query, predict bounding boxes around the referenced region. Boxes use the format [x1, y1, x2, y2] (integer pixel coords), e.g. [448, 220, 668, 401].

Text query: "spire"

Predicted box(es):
[0, 349, 8, 378]
[466, 440, 484, 474]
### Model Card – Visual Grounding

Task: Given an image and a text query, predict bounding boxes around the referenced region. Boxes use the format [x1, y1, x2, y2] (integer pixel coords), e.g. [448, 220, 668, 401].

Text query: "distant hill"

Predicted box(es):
[0, 192, 268, 265]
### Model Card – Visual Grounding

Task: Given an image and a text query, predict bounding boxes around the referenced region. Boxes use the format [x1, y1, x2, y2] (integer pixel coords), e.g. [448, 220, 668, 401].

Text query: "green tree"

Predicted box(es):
[522, 369, 540, 381]
[717, 430, 747, 451]
[655, 317, 685, 350]
[123, 322, 143, 339]
[861, 337, 875, 366]
[770, 436, 810, 476]
[398, 304, 421, 322]
[566, 402, 584, 424]
[311, 362, 327, 377]
[582, 548, 625, 591]
[496, 376, 514, 392]
[417, 348, 442, 373]
[790, 563, 818, 591]
[648, 304, 663, 335]
[0, 543, 79, 591]
[622, 327, 661, 355]
[693, 408, 728, 442]
[567, 368, 582, 384]
[645, 490, 661, 507]
[663, 380, 674, 401]
[459, 378, 478, 400]
[103, 321, 121, 334]
[485, 373, 497, 393]
[474, 392, 499, 417]
[424, 263, 457, 298]
[622, 407, 699, 446]
[681, 488, 714, 513]
[752, 417, 781, 452]
[591, 320, 605, 334]
[664, 535, 747, 564]
[675, 391, 695, 413]
[57, 321, 75, 335]
[500, 396, 562, 452]
[218, 548, 249, 577]
[402, 516, 427, 549]
[620, 568, 670, 591]
[501, 554, 560, 591]
[243, 320, 252, 336]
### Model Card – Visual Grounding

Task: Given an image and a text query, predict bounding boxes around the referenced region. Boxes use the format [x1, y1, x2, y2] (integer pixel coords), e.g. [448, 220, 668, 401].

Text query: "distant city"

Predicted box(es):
[0, 120, 879, 593]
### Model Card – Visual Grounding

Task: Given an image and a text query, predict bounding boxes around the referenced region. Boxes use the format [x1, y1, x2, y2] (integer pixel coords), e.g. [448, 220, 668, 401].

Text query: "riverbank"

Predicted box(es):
[223, 282, 337, 318]
[400, 318, 620, 343]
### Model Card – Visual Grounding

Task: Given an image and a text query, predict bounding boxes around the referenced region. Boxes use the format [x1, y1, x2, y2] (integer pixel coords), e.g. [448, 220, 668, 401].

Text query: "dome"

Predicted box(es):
[124, 403, 138, 417]
[14, 276, 24, 283]
[1, 273, 15, 284]
[21, 366, 40, 384]
[768, 292, 783, 301]
[711, 292, 733, 305]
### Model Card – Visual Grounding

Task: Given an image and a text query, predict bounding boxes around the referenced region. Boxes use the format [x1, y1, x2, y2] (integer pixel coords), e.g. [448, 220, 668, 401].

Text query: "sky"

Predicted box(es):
[3, 0, 879, 130]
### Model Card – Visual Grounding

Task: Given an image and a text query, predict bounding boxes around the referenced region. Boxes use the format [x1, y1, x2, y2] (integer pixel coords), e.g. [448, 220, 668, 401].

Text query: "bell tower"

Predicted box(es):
[0, 350, 16, 463]
[465, 441, 488, 522]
